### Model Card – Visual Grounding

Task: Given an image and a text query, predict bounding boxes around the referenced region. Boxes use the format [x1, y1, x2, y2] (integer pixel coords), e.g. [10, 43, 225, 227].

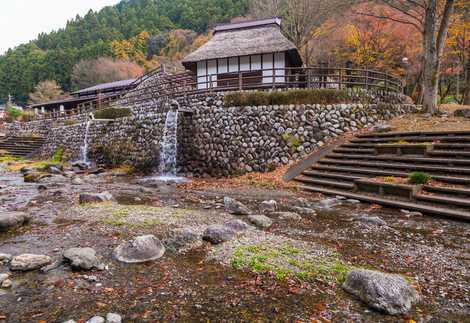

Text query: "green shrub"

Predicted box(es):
[94, 107, 132, 120]
[224, 89, 352, 107]
[51, 146, 65, 163]
[408, 172, 431, 185]
[6, 106, 23, 120]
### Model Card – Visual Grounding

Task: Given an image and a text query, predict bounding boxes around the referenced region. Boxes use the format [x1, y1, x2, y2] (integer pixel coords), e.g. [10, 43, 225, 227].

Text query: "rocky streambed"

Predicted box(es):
[0, 163, 469, 322]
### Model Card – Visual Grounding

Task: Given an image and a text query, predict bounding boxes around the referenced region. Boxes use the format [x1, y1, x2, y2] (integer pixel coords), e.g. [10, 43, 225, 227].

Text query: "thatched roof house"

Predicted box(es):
[182, 18, 302, 90]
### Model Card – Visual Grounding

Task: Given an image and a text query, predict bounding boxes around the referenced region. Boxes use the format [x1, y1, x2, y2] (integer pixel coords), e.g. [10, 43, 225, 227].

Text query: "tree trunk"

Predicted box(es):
[464, 58, 470, 105]
[422, 0, 438, 114]
[422, 0, 454, 114]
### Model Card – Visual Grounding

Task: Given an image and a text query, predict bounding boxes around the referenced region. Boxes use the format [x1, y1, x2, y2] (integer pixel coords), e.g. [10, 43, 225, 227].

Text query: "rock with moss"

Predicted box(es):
[342, 269, 418, 315]
[23, 172, 50, 183]
[164, 228, 201, 252]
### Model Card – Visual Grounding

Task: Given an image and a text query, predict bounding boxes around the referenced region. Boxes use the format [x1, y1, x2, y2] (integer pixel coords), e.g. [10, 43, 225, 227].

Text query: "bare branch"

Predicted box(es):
[352, 10, 423, 32]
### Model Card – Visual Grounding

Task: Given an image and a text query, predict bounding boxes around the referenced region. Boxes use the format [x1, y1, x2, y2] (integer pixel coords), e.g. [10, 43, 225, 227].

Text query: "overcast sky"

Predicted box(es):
[0, 0, 121, 55]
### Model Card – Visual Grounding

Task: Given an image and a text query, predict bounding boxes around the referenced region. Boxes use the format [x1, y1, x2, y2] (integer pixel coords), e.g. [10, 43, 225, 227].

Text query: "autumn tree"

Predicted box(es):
[28, 80, 67, 104]
[357, 0, 456, 113]
[250, 0, 357, 64]
[71, 58, 144, 90]
[446, 0, 469, 104]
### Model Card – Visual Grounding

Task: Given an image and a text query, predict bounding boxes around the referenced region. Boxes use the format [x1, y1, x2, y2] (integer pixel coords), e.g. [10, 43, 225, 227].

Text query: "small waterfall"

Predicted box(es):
[79, 114, 94, 166]
[158, 110, 179, 176]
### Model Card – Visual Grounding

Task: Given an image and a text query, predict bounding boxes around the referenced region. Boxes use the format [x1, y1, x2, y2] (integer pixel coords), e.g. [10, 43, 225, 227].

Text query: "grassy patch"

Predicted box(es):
[0, 155, 24, 163]
[231, 243, 352, 283]
[103, 209, 129, 226]
[51, 146, 65, 163]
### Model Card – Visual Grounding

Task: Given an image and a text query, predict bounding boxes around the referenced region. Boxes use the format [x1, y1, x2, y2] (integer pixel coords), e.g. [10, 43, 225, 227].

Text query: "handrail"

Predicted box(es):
[25, 66, 404, 121]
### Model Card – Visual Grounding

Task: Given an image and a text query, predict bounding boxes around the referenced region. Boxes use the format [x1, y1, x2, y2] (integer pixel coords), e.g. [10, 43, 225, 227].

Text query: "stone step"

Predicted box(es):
[302, 170, 365, 181]
[351, 136, 470, 144]
[311, 164, 470, 185]
[357, 130, 470, 139]
[298, 185, 470, 221]
[423, 185, 470, 198]
[0, 144, 42, 149]
[427, 150, 470, 158]
[294, 176, 355, 190]
[327, 153, 470, 166]
[319, 158, 470, 175]
[342, 142, 470, 151]
[415, 193, 470, 209]
[434, 143, 470, 150]
[333, 148, 375, 154]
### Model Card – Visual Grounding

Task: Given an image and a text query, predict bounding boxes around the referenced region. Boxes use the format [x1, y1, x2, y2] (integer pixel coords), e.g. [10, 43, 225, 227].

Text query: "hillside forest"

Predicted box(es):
[0, 0, 468, 111]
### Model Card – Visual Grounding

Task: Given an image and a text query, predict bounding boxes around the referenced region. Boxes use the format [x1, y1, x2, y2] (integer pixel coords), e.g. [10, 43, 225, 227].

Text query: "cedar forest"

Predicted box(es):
[0, 0, 468, 108]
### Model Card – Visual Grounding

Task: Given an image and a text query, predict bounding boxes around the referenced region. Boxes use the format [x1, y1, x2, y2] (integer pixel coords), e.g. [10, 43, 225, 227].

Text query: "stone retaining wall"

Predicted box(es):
[28, 91, 419, 176]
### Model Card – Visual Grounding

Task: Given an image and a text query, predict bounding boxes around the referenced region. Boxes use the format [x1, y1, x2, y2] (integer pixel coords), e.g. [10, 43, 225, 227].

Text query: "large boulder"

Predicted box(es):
[79, 192, 113, 204]
[224, 197, 251, 215]
[10, 254, 52, 271]
[0, 212, 30, 231]
[247, 215, 273, 229]
[63, 247, 100, 270]
[203, 225, 236, 244]
[342, 269, 418, 315]
[113, 235, 165, 263]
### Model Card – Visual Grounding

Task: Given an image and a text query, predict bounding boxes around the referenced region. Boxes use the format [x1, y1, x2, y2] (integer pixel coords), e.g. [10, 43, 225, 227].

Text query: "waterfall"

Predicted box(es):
[158, 110, 179, 176]
[80, 118, 92, 166]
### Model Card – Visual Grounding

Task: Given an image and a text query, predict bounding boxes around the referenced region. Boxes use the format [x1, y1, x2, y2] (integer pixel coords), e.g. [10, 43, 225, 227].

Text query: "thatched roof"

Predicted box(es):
[182, 20, 302, 68]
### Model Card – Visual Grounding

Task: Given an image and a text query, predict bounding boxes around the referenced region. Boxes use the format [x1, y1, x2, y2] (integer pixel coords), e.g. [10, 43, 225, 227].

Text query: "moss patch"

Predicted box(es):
[231, 243, 351, 283]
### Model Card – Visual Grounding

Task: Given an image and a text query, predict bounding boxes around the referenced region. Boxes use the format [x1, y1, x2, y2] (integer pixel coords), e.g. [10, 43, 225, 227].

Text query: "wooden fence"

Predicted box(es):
[28, 66, 403, 120]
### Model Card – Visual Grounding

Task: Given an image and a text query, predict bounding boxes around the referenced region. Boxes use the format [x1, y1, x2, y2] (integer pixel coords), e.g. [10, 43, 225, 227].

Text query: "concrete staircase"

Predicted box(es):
[0, 136, 46, 158]
[291, 130, 470, 221]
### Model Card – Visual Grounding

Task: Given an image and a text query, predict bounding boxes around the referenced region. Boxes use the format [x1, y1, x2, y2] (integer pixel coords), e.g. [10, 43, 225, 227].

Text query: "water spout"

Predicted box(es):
[158, 110, 179, 176]
[79, 113, 94, 166]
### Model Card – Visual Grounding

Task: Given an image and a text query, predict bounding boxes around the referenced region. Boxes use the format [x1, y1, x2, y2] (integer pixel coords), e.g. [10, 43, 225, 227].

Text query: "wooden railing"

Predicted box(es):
[27, 66, 403, 121]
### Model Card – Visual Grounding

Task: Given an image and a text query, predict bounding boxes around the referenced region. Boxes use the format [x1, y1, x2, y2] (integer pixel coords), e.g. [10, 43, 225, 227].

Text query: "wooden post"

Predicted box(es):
[272, 67, 275, 90]
[307, 69, 311, 89]
[365, 70, 369, 90]
[384, 74, 389, 92]
[239, 72, 243, 91]
[339, 69, 343, 89]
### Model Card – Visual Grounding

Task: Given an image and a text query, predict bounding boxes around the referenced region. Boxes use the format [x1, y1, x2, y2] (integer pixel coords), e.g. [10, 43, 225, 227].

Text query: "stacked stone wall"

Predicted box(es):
[5, 91, 420, 176]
